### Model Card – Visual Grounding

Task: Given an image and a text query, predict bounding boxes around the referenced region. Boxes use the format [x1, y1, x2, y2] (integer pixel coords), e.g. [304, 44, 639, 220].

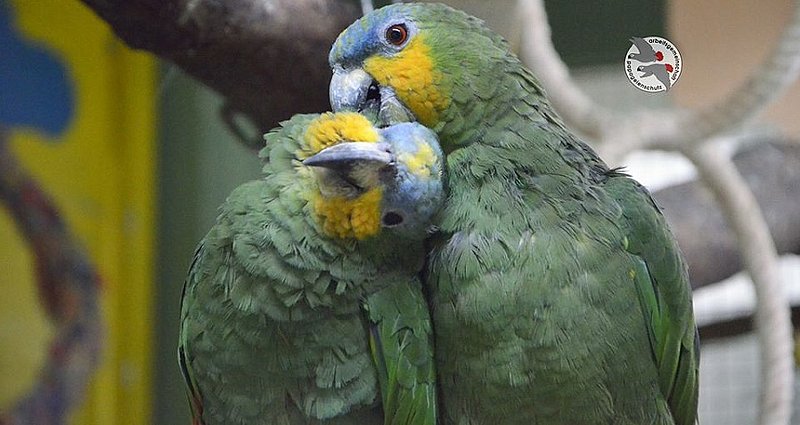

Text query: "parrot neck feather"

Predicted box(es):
[432, 60, 612, 240]
[444, 61, 608, 182]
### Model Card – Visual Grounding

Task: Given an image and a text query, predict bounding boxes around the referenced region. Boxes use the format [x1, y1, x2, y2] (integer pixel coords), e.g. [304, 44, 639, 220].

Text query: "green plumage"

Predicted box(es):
[330, 4, 699, 424]
[178, 114, 440, 425]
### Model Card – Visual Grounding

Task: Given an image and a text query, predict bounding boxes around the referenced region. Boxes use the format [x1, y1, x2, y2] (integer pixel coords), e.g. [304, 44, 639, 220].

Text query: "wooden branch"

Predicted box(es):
[655, 141, 800, 289]
[79, 0, 361, 139]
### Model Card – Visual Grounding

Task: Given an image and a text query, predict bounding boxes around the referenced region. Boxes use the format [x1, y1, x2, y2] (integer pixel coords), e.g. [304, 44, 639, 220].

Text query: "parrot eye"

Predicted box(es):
[385, 24, 409, 46]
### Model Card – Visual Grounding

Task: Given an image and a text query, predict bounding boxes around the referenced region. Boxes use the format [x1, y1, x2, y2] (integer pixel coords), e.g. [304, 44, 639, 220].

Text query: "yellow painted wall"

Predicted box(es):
[0, 209, 51, 411]
[0, 0, 156, 423]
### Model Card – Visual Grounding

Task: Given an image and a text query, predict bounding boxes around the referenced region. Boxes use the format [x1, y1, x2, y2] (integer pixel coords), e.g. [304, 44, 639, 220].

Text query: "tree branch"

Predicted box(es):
[79, 0, 360, 141]
[655, 141, 800, 289]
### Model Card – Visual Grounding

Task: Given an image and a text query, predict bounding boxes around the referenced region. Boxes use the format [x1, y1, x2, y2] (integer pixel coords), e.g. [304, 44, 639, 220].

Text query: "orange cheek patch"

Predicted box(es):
[364, 36, 450, 127]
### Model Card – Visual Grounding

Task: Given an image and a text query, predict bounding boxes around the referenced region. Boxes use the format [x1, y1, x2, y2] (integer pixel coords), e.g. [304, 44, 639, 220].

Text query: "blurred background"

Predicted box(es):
[0, 0, 798, 424]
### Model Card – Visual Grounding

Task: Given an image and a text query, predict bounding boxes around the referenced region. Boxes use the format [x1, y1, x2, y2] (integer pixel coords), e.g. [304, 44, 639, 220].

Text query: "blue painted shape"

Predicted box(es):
[0, 0, 75, 137]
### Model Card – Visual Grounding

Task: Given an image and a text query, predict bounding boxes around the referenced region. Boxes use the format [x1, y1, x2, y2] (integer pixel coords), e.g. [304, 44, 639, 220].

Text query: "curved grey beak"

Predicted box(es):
[330, 67, 415, 127]
[330, 68, 373, 113]
[303, 142, 393, 169]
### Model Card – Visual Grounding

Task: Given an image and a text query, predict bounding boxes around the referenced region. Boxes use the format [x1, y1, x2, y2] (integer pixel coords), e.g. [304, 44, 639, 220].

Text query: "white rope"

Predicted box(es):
[684, 143, 795, 425]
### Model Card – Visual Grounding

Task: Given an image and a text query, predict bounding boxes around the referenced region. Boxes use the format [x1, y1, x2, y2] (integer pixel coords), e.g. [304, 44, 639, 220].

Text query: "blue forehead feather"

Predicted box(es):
[329, 5, 411, 68]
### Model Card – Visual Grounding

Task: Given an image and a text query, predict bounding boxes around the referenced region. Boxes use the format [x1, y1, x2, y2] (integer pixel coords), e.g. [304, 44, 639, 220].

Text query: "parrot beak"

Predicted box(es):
[330, 67, 376, 114]
[330, 67, 414, 127]
[303, 141, 395, 192]
[303, 142, 393, 169]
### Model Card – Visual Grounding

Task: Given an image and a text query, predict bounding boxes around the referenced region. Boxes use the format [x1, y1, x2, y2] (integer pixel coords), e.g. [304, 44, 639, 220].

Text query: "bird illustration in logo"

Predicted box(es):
[626, 36, 680, 92]
[628, 37, 664, 63]
[637, 63, 674, 91]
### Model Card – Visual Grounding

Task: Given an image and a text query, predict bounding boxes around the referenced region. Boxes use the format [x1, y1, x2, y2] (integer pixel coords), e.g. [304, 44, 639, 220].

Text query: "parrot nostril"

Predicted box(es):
[382, 211, 404, 227]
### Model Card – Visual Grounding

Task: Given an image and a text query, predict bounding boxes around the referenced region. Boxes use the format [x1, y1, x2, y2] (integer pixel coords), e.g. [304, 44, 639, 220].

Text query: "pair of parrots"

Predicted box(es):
[179, 3, 699, 425]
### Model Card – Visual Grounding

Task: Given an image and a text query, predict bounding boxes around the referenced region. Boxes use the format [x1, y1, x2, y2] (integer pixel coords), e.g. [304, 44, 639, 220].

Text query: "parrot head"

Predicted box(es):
[328, 3, 509, 147]
[302, 113, 444, 241]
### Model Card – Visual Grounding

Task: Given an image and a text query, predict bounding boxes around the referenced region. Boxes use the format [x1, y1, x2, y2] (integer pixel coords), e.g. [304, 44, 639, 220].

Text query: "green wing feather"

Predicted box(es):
[606, 174, 700, 425]
[365, 280, 437, 425]
[178, 245, 207, 425]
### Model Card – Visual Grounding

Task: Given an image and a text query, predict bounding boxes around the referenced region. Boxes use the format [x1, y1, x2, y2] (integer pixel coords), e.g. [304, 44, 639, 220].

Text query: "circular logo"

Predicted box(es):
[624, 36, 682, 93]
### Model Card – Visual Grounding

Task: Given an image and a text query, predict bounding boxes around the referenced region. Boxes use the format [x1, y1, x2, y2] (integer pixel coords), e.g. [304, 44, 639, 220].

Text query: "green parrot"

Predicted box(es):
[328, 4, 699, 425]
[178, 112, 444, 425]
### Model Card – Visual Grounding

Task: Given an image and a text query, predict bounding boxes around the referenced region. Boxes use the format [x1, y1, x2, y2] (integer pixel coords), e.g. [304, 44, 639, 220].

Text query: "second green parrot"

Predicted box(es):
[329, 4, 699, 425]
[179, 112, 443, 424]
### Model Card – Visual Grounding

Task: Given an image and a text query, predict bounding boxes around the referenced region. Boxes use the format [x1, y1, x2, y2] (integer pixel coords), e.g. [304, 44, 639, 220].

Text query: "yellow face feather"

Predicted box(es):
[364, 35, 450, 127]
[300, 112, 383, 240]
[300, 112, 379, 158]
[312, 187, 383, 240]
[398, 142, 436, 179]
